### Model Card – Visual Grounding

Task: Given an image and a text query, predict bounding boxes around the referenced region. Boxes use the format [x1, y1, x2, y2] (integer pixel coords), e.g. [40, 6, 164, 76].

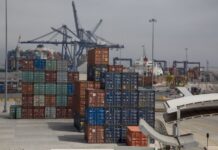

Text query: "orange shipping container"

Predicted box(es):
[85, 89, 105, 107]
[126, 126, 148, 146]
[85, 125, 104, 143]
[87, 48, 109, 65]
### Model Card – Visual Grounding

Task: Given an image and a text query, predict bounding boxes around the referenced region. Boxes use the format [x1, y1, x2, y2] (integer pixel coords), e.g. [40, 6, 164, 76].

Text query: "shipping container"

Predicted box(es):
[105, 108, 121, 125]
[57, 60, 68, 71]
[34, 59, 46, 71]
[68, 72, 79, 82]
[67, 83, 75, 95]
[138, 107, 155, 127]
[45, 71, 57, 83]
[56, 83, 67, 95]
[22, 71, 34, 82]
[45, 107, 56, 119]
[22, 83, 33, 94]
[56, 106, 67, 118]
[105, 125, 121, 143]
[105, 90, 121, 107]
[87, 48, 109, 65]
[22, 95, 33, 107]
[122, 73, 138, 91]
[19, 59, 34, 71]
[0, 84, 4, 93]
[45, 83, 56, 95]
[108, 65, 123, 73]
[126, 126, 147, 146]
[121, 108, 138, 126]
[33, 106, 45, 119]
[121, 91, 138, 107]
[33, 95, 45, 106]
[34, 83, 45, 95]
[67, 96, 74, 107]
[104, 72, 121, 90]
[16, 106, 22, 119]
[138, 88, 155, 108]
[46, 60, 57, 71]
[85, 89, 105, 107]
[56, 96, 67, 106]
[86, 108, 105, 125]
[45, 95, 56, 107]
[22, 106, 33, 119]
[34, 71, 45, 83]
[85, 125, 104, 143]
[57, 72, 68, 83]
[87, 65, 108, 84]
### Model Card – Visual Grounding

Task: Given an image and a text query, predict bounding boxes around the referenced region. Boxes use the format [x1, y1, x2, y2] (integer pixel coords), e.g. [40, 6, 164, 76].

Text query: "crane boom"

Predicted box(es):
[91, 19, 103, 34]
[72, 1, 80, 37]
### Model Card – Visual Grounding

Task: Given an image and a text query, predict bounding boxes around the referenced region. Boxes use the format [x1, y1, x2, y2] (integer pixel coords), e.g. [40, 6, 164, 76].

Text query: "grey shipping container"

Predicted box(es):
[57, 60, 68, 71]
[57, 72, 68, 83]
[45, 107, 56, 119]
[34, 83, 45, 95]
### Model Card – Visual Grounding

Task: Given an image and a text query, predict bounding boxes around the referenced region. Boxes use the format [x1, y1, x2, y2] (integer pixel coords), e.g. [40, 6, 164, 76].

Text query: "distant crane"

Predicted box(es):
[20, 1, 124, 71]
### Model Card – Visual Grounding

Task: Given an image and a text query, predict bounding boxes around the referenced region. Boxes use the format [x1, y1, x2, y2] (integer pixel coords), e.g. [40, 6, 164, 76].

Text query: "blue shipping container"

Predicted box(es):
[105, 126, 121, 143]
[0, 84, 5, 93]
[34, 59, 46, 71]
[121, 108, 138, 125]
[67, 83, 75, 95]
[86, 107, 105, 125]
[105, 90, 121, 107]
[105, 108, 121, 125]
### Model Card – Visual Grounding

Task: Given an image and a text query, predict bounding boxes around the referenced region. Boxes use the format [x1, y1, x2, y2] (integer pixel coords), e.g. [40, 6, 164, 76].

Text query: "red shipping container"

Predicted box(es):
[85, 125, 104, 143]
[19, 59, 34, 71]
[33, 107, 45, 119]
[108, 65, 123, 73]
[68, 72, 79, 82]
[45, 95, 56, 107]
[56, 107, 67, 119]
[126, 126, 148, 146]
[66, 107, 73, 119]
[85, 89, 105, 107]
[22, 83, 33, 94]
[22, 106, 33, 119]
[22, 95, 34, 107]
[45, 71, 57, 83]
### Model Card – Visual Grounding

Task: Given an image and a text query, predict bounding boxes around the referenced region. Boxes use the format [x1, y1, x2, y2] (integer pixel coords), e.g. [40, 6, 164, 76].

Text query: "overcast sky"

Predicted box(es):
[0, 0, 218, 68]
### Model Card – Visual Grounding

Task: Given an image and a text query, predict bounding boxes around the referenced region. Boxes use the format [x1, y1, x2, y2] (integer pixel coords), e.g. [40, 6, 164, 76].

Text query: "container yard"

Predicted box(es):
[0, 1, 218, 150]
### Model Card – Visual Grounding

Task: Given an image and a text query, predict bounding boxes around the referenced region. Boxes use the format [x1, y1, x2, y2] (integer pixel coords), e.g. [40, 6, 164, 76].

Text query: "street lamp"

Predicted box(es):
[3, 0, 8, 113]
[185, 48, 188, 62]
[149, 18, 157, 88]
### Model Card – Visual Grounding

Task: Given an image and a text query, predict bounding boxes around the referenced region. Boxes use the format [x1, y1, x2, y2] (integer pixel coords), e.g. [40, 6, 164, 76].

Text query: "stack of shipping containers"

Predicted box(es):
[20, 59, 78, 119]
[85, 47, 155, 144]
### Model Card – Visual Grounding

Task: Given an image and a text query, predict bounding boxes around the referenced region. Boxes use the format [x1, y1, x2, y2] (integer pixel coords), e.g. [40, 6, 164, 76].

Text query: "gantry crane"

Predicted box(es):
[20, 1, 124, 71]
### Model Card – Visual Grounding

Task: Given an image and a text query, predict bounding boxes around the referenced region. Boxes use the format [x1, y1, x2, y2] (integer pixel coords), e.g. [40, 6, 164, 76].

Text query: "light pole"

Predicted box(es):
[185, 48, 188, 62]
[3, 0, 8, 113]
[149, 18, 157, 88]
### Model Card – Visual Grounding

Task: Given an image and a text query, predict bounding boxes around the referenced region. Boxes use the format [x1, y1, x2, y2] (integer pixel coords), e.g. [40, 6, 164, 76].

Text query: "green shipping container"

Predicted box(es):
[34, 83, 45, 95]
[45, 84, 56, 95]
[16, 106, 22, 119]
[22, 72, 34, 82]
[34, 72, 45, 83]
[56, 96, 67, 106]
[56, 83, 67, 95]
[10, 105, 21, 119]
[10, 105, 16, 119]
[46, 60, 57, 71]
